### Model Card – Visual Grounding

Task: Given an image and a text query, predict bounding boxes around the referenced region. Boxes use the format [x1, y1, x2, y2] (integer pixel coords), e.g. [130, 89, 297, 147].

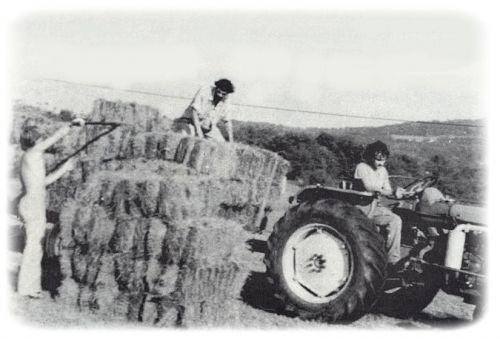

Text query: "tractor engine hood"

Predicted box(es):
[417, 187, 485, 226]
[449, 203, 485, 226]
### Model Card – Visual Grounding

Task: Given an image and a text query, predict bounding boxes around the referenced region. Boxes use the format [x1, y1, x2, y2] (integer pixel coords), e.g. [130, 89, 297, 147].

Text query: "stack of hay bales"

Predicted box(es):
[52, 99, 289, 326]
[58, 172, 249, 324]
[46, 99, 182, 212]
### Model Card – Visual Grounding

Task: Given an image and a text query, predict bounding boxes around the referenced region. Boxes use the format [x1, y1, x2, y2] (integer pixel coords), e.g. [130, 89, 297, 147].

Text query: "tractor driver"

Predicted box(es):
[354, 140, 407, 265]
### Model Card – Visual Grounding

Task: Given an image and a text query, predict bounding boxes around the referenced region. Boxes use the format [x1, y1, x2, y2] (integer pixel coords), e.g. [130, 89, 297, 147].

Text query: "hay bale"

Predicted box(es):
[83, 127, 181, 164]
[157, 179, 204, 222]
[59, 163, 284, 262]
[58, 204, 253, 324]
[65, 167, 276, 230]
[89, 99, 170, 133]
[68, 207, 114, 285]
[79, 158, 192, 180]
[183, 138, 237, 177]
[57, 249, 80, 304]
[177, 263, 245, 327]
[161, 132, 184, 161]
[70, 252, 149, 320]
[90, 254, 127, 317]
[68, 216, 250, 325]
[68, 170, 165, 219]
[120, 131, 183, 161]
[173, 136, 289, 184]
[171, 136, 289, 229]
[152, 218, 250, 326]
[45, 98, 183, 213]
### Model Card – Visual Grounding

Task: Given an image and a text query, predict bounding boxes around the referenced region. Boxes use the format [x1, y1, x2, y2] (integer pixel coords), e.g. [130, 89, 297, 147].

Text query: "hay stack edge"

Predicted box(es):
[38, 99, 289, 326]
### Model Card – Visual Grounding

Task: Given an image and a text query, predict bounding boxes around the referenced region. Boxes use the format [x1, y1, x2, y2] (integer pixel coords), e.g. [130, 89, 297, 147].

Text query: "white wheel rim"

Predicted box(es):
[282, 223, 353, 304]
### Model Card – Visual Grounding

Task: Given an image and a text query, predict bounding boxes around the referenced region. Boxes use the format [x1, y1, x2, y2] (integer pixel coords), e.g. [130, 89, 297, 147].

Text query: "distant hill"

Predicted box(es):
[338, 119, 483, 137]
[232, 118, 485, 204]
[233, 118, 483, 140]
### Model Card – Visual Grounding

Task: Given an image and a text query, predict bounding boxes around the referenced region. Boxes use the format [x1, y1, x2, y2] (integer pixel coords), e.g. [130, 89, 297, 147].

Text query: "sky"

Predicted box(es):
[10, 11, 482, 128]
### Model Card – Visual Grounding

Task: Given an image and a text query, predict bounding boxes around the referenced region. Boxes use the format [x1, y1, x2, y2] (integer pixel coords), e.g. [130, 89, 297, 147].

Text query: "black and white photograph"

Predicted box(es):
[2, 1, 497, 334]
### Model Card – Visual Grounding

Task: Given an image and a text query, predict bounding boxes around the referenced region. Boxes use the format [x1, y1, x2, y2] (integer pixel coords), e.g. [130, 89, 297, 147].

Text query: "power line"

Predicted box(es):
[235, 102, 483, 128]
[36, 77, 483, 128]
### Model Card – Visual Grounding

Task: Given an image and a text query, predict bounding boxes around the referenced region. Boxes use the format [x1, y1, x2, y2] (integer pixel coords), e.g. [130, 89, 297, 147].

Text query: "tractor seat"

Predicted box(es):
[339, 178, 366, 192]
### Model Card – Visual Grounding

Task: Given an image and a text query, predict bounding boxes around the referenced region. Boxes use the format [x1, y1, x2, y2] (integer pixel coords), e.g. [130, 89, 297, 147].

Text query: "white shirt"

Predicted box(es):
[354, 162, 392, 193]
[181, 85, 232, 130]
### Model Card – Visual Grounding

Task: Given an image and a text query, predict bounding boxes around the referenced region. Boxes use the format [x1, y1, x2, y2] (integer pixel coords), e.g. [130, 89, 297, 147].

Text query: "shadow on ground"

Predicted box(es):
[245, 238, 268, 254]
[240, 271, 292, 317]
[408, 311, 473, 327]
[241, 238, 298, 318]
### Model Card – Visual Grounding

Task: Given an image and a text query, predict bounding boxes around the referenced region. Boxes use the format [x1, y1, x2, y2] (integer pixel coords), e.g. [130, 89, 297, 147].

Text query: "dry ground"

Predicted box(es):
[8, 230, 476, 329]
[8, 183, 476, 329]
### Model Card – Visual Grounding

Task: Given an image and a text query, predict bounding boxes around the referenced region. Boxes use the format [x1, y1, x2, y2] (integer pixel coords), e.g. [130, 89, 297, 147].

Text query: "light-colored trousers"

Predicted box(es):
[17, 220, 46, 296]
[371, 206, 402, 264]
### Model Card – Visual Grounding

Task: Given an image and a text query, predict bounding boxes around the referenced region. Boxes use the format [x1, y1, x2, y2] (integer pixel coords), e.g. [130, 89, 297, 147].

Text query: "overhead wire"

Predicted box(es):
[36, 77, 483, 128]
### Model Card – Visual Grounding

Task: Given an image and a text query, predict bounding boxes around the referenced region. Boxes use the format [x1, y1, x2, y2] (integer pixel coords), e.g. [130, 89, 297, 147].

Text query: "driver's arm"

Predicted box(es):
[381, 171, 396, 197]
[382, 172, 410, 198]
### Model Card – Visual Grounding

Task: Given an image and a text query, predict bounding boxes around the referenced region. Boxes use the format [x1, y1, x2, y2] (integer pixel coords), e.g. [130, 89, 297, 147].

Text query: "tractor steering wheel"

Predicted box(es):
[403, 176, 438, 197]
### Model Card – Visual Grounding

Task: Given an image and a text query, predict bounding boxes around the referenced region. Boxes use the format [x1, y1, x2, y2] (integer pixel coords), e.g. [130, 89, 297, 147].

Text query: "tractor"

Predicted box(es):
[264, 175, 485, 322]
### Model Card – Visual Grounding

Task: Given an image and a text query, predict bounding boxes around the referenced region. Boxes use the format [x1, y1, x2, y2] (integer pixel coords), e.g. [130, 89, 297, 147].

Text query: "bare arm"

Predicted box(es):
[45, 159, 74, 185]
[226, 119, 233, 143]
[191, 109, 204, 137]
[41, 118, 85, 185]
[32, 118, 85, 152]
[31, 125, 71, 152]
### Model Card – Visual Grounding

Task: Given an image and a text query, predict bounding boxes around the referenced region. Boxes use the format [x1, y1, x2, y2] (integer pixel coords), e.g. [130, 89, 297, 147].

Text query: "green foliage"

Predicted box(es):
[233, 119, 484, 204]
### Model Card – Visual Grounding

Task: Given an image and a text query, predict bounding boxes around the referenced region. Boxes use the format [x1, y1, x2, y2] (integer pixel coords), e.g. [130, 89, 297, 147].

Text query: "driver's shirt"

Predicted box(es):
[354, 162, 392, 193]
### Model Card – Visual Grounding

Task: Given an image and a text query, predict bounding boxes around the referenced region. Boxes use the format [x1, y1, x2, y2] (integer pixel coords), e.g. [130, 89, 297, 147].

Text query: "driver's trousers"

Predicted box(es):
[371, 206, 402, 264]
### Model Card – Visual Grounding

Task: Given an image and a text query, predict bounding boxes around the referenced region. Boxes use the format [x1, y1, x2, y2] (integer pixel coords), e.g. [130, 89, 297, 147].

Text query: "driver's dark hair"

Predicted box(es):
[363, 140, 390, 161]
[214, 78, 234, 93]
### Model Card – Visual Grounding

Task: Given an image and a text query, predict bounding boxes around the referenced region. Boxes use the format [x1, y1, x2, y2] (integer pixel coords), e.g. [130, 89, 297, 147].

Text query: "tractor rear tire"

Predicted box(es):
[265, 199, 387, 322]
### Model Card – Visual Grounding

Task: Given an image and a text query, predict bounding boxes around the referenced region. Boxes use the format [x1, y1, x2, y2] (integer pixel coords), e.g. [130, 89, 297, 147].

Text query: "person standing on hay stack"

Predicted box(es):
[17, 117, 85, 298]
[173, 78, 234, 142]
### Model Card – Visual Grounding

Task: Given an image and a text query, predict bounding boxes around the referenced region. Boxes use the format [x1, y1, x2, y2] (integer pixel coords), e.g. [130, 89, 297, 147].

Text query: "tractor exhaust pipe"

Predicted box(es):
[445, 224, 485, 270]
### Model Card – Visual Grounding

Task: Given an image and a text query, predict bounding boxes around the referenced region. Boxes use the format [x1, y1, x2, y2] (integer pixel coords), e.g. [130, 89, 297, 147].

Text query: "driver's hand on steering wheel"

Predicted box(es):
[393, 186, 407, 199]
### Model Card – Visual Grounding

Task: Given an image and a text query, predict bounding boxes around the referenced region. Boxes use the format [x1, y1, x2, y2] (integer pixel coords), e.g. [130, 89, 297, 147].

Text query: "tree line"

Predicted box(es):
[232, 120, 485, 204]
